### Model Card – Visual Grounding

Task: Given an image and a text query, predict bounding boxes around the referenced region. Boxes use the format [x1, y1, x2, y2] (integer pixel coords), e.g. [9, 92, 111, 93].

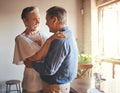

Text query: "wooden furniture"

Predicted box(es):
[70, 78, 92, 93]
[0, 83, 2, 93]
[70, 64, 93, 93]
[102, 59, 120, 79]
[6, 80, 21, 93]
[77, 64, 93, 78]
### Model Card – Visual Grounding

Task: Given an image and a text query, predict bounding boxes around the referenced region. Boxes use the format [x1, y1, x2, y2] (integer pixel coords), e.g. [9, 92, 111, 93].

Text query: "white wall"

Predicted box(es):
[0, 0, 81, 88]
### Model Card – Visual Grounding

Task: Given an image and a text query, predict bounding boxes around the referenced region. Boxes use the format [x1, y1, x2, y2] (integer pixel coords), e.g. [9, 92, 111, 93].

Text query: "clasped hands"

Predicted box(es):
[24, 58, 33, 68]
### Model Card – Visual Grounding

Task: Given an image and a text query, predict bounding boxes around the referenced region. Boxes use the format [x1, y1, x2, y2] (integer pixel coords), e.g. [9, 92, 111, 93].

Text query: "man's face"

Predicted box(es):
[46, 14, 57, 33]
[24, 9, 40, 31]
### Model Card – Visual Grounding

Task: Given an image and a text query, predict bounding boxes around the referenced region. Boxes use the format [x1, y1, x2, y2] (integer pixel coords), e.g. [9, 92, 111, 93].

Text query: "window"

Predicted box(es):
[96, 1, 120, 80]
[98, 1, 120, 58]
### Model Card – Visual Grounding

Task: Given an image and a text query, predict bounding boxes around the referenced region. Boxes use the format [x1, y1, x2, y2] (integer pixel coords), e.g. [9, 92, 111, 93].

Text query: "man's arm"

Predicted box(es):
[32, 39, 69, 75]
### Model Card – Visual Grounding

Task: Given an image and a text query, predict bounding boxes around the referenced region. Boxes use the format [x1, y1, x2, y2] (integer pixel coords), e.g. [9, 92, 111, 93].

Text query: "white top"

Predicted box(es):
[13, 31, 48, 91]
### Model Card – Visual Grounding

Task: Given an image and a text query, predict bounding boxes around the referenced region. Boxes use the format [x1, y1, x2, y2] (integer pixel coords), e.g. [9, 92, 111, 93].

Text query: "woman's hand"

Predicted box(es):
[49, 31, 67, 41]
[24, 58, 33, 68]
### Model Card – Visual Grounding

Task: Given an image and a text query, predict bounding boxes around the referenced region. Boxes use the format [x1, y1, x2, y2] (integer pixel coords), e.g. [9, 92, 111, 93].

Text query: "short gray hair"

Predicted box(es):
[46, 6, 67, 25]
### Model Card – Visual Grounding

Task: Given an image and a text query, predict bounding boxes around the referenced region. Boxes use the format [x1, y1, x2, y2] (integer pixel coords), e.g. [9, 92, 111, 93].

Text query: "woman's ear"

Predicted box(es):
[23, 19, 28, 27]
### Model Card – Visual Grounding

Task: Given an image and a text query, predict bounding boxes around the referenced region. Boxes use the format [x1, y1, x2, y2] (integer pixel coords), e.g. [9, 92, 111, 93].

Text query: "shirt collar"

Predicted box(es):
[60, 26, 68, 32]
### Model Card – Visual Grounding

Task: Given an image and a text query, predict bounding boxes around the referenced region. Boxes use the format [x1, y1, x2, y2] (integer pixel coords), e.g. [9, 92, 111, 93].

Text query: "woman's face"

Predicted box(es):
[24, 9, 40, 31]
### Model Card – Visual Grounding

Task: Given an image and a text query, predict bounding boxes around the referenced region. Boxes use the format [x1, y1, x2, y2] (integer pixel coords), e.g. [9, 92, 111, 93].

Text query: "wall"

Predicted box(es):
[76, 0, 93, 54]
[0, 0, 82, 91]
[82, 0, 98, 57]
[83, 0, 91, 54]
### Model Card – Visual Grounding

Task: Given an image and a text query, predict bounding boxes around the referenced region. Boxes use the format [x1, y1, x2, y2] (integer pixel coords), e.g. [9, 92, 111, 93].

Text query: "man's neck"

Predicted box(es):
[57, 25, 67, 31]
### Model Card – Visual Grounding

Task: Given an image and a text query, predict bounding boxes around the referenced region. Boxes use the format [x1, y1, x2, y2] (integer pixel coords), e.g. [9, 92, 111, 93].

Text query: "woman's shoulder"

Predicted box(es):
[39, 31, 49, 39]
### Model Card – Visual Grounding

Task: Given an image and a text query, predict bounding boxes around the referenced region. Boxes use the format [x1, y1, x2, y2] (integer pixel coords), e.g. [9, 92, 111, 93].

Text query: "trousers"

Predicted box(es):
[22, 89, 43, 93]
[42, 81, 70, 93]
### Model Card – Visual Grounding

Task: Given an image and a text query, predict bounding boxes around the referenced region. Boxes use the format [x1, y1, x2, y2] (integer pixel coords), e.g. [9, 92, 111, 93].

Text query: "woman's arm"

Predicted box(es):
[24, 31, 66, 67]
[26, 37, 53, 61]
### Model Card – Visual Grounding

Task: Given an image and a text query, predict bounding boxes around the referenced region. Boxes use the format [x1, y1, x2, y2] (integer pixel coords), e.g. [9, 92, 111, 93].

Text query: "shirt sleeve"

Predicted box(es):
[13, 35, 41, 65]
[32, 39, 69, 75]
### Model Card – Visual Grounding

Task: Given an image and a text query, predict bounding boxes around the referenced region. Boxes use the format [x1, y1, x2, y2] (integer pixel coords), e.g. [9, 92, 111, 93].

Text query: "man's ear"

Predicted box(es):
[52, 16, 58, 25]
[53, 17, 59, 25]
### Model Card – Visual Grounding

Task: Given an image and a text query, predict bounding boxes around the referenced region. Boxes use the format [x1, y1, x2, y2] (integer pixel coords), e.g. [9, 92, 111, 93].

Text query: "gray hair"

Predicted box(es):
[46, 6, 67, 25]
[21, 6, 38, 19]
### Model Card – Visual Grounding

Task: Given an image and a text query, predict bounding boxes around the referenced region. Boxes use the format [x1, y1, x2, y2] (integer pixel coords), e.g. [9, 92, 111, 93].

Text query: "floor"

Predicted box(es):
[1, 79, 120, 93]
[87, 88, 104, 93]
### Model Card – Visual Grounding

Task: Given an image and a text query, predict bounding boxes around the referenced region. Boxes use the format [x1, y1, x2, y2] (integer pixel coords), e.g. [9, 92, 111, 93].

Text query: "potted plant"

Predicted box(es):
[78, 54, 91, 64]
[77, 53, 92, 78]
